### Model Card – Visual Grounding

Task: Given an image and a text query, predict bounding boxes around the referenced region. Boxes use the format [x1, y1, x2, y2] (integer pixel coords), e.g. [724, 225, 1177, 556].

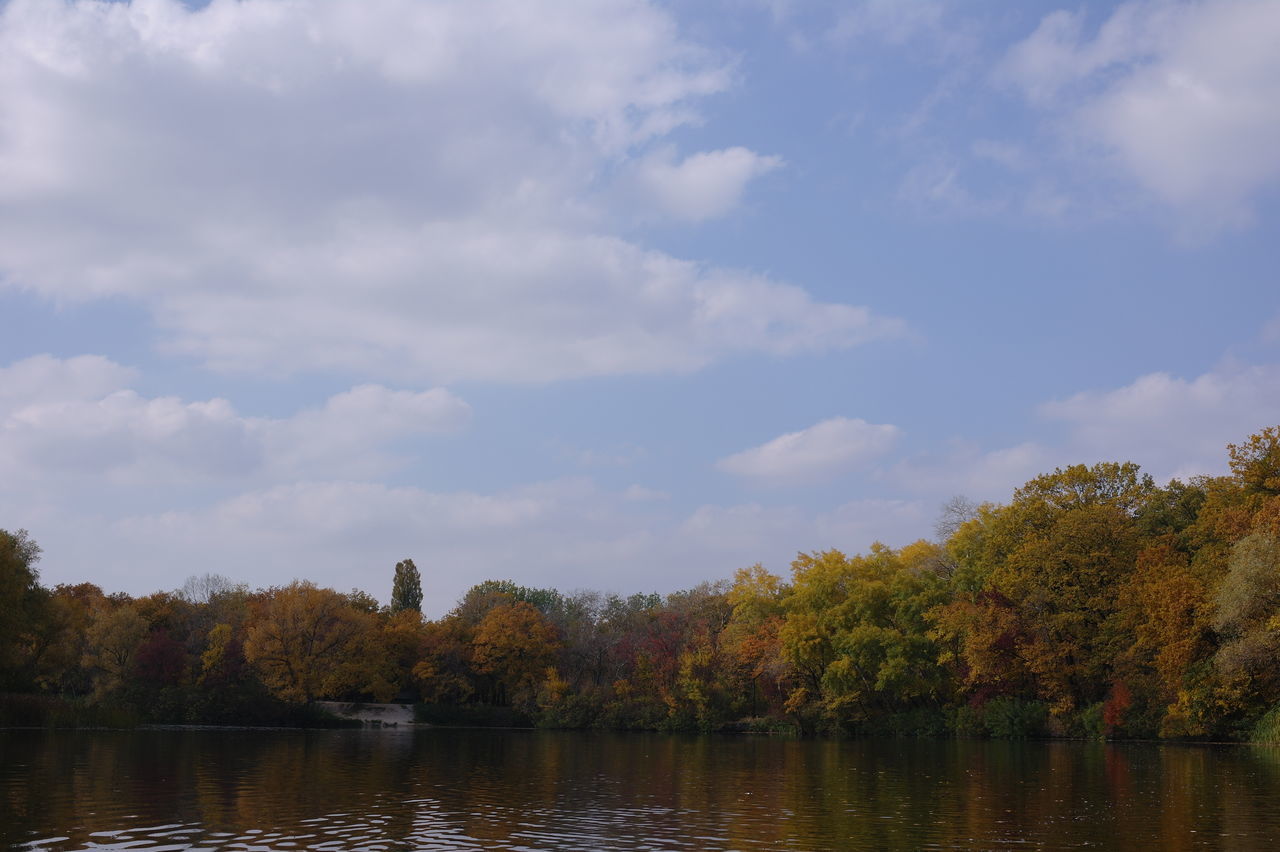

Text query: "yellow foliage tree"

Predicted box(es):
[780, 545, 950, 728]
[722, 564, 790, 715]
[471, 601, 560, 707]
[243, 581, 379, 703]
[1228, 426, 1280, 496]
[83, 600, 148, 700]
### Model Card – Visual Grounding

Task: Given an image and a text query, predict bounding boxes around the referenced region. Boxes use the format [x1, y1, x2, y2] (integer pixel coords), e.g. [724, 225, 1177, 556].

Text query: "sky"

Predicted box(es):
[1, 0, 1278, 615]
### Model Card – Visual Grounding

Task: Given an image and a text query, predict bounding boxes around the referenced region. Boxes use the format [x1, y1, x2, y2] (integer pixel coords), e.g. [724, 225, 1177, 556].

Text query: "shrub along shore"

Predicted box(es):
[3, 428, 1279, 742]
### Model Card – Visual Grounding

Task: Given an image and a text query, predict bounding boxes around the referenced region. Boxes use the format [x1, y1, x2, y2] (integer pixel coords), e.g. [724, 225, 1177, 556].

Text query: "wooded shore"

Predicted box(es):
[3, 427, 1279, 743]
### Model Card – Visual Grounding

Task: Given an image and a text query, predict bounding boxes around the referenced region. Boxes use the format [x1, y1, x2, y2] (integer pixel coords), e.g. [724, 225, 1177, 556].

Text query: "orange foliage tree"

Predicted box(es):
[243, 581, 381, 703]
[470, 601, 560, 708]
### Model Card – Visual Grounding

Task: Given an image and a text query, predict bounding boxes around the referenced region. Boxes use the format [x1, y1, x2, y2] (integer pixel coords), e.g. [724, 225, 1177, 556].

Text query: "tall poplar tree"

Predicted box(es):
[391, 558, 423, 614]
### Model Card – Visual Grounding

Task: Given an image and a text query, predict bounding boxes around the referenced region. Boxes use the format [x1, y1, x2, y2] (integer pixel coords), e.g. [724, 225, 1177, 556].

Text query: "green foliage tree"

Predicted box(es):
[1213, 531, 1280, 696]
[347, 587, 382, 614]
[453, 579, 563, 620]
[390, 559, 423, 614]
[0, 529, 47, 689]
[780, 545, 950, 732]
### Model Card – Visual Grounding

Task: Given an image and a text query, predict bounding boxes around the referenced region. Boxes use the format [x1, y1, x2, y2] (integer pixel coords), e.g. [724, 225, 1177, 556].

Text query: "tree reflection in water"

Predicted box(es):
[3, 730, 1280, 850]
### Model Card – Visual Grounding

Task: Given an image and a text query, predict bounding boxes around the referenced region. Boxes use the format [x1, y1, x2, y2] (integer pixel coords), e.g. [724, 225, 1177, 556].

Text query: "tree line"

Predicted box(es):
[2, 427, 1278, 740]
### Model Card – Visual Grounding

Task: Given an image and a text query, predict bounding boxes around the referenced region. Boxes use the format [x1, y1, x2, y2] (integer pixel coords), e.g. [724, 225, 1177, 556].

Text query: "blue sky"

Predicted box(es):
[1, 0, 1278, 615]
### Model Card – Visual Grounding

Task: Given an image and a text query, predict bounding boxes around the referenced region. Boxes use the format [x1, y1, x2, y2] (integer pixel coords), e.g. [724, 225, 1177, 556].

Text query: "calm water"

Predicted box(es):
[3, 729, 1280, 850]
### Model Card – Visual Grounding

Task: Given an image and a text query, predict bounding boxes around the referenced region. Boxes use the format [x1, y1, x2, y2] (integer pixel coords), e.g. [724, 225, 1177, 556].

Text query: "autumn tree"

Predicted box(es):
[932, 463, 1150, 726]
[413, 616, 478, 705]
[600, 591, 698, 728]
[244, 581, 380, 703]
[188, 622, 255, 722]
[664, 581, 737, 728]
[722, 565, 791, 717]
[1111, 540, 1212, 735]
[199, 623, 242, 687]
[368, 608, 429, 701]
[1228, 426, 1280, 496]
[471, 601, 560, 708]
[32, 583, 104, 695]
[83, 599, 148, 701]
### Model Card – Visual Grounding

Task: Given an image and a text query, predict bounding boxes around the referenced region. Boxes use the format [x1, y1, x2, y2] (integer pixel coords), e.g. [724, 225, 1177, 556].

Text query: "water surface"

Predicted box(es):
[3, 729, 1279, 850]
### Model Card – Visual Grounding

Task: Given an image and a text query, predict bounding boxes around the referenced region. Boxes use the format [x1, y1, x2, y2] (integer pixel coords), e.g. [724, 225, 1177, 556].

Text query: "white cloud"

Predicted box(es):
[1000, 7, 1169, 106]
[20, 478, 626, 607]
[1001, 0, 1280, 225]
[890, 440, 1054, 504]
[1041, 363, 1280, 481]
[19, 476, 928, 613]
[262, 384, 471, 478]
[0, 358, 929, 608]
[0, 354, 469, 487]
[889, 361, 1280, 503]
[0, 0, 898, 383]
[128, 223, 902, 383]
[17, 353, 1274, 609]
[2, 388, 262, 485]
[633, 146, 782, 223]
[717, 416, 900, 483]
[0, 354, 137, 409]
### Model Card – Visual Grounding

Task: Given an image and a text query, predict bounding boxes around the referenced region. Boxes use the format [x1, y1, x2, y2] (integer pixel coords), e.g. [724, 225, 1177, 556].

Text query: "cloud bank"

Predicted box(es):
[0, 354, 469, 488]
[1003, 0, 1280, 226]
[0, 0, 899, 383]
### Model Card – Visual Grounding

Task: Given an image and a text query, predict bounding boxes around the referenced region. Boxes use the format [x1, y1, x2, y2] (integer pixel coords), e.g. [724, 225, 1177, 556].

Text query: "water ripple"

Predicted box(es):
[6, 731, 1280, 851]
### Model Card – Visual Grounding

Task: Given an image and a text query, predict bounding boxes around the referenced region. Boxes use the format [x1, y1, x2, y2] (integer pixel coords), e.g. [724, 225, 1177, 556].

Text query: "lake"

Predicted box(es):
[3, 729, 1279, 850]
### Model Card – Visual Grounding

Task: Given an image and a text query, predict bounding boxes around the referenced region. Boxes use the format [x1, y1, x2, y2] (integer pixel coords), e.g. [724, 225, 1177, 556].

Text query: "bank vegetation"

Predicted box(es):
[3, 428, 1279, 742]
